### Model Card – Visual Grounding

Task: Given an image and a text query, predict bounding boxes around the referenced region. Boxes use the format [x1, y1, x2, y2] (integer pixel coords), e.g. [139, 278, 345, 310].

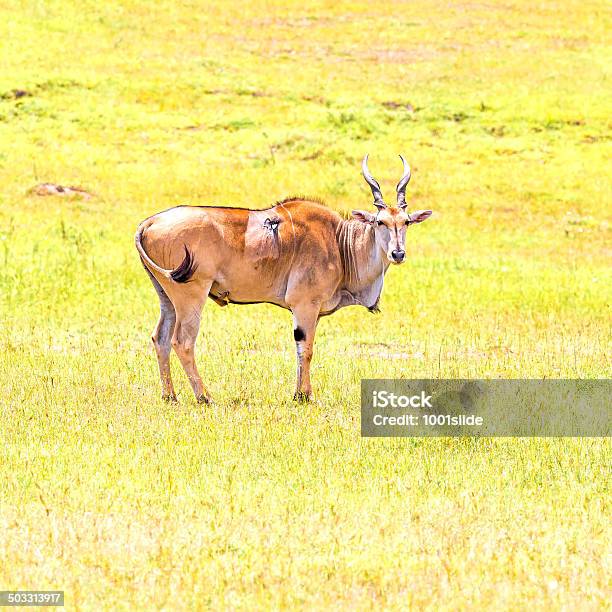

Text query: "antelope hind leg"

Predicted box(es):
[143, 264, 177, 401]
[171, 282, 213, 404]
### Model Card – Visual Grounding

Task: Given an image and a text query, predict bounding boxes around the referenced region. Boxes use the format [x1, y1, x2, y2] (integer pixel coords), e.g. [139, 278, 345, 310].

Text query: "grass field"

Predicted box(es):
[0, 0, 610, 609]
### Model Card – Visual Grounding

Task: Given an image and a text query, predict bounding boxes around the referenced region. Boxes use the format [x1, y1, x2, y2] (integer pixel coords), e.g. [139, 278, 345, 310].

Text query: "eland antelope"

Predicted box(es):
[135, 155, 432, 402]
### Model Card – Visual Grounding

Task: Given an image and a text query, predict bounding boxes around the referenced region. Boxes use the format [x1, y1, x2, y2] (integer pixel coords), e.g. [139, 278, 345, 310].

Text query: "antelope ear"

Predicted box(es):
[352, 210, 376, 224]
[409, 210, 432, 224]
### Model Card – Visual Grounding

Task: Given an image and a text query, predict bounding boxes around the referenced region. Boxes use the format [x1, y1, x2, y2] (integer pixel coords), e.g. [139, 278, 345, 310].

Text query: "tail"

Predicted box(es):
[134, 222, 198, 284]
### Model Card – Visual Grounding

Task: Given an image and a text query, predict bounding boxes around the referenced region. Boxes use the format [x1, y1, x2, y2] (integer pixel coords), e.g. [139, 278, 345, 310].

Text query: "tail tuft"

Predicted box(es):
[170, 245, 198, 283]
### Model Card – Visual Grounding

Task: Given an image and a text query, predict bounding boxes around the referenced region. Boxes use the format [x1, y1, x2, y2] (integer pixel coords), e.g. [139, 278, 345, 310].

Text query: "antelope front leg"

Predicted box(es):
[291, 302, 320, 402]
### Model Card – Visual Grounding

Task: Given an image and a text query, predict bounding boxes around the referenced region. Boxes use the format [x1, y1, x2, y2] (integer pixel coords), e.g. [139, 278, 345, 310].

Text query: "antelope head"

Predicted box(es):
[352, 154, 432, 264]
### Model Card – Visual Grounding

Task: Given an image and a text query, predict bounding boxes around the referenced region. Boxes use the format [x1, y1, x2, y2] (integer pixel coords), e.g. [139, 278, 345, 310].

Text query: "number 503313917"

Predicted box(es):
[0, 591, 64, 607]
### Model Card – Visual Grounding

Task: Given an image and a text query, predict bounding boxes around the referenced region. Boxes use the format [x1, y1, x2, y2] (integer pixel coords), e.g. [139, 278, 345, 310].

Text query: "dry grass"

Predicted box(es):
[0, 0, 610, 609]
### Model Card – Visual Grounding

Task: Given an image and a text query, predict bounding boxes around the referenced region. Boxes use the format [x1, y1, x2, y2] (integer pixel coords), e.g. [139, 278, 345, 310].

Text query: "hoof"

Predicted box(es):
[293, 391, 312, 403]
[197, 394, 213, 405]
[162, 394, 178, 403]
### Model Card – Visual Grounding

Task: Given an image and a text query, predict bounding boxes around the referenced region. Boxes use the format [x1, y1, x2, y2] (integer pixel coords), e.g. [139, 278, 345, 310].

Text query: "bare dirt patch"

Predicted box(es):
[28, 183, 95, 200]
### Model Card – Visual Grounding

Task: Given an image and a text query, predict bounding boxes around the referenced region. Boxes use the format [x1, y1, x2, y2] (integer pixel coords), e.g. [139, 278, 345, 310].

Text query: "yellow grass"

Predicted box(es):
[0, 0, 610, 609]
